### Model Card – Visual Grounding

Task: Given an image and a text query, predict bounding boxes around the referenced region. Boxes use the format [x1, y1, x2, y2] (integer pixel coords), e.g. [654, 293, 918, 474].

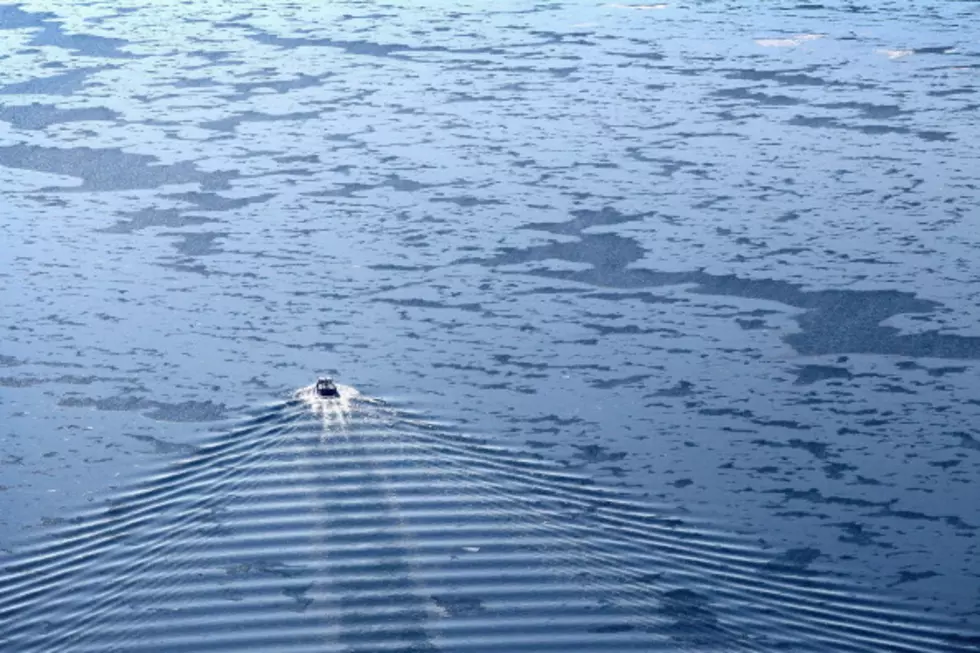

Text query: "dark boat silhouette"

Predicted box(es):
[315, 376, 340, 398]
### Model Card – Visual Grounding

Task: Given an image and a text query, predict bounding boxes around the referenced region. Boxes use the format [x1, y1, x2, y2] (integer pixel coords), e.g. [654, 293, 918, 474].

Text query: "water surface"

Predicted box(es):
[1, 1, 978, 650]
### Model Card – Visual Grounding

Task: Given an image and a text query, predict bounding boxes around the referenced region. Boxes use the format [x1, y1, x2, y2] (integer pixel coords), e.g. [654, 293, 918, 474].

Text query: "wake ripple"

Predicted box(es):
[0, 387, 975, 652]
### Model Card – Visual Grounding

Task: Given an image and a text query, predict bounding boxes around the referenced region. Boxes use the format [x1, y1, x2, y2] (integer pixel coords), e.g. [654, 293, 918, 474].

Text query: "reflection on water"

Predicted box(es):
[1, 391, 975, 652]
[1, 0, 978, 649]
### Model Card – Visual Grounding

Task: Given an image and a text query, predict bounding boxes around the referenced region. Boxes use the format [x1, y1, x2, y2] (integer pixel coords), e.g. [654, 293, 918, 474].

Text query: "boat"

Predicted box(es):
[315, 377, 340, 398]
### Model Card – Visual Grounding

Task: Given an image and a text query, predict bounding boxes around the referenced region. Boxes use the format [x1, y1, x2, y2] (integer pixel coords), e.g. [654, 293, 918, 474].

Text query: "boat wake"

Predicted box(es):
[295, 381, 362, 431]
[0, 384, 976, 652]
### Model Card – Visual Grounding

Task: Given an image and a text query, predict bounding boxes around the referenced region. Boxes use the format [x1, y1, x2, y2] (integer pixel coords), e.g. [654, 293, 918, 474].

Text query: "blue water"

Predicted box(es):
[1, 1, 978, 650]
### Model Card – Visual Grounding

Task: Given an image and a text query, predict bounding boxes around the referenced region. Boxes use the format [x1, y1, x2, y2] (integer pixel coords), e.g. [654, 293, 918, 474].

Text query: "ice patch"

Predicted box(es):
[755, 34, 824, 48]
[878, 49, 914, 60]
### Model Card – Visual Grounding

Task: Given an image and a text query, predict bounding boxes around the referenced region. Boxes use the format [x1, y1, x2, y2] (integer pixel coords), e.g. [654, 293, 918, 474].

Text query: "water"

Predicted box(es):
[1, 1, 978, 650]
[0, 389, 971, 651]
